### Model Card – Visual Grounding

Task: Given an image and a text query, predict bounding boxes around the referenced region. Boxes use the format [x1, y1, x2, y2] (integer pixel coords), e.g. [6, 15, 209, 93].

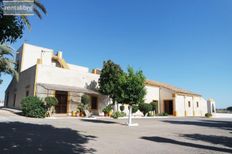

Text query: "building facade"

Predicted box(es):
[5, 43, 215, 116]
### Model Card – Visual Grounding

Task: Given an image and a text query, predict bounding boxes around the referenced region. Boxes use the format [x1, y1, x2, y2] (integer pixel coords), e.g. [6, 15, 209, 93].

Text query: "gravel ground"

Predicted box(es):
[0, 108, 231, 154]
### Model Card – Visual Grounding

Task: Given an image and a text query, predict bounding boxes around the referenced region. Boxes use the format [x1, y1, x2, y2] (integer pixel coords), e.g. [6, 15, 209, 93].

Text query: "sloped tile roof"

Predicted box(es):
[145, 80, 201, 96]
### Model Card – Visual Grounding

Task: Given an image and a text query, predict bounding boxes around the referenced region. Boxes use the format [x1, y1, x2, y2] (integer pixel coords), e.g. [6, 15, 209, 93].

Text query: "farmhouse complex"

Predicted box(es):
[5, 43, 216, 116]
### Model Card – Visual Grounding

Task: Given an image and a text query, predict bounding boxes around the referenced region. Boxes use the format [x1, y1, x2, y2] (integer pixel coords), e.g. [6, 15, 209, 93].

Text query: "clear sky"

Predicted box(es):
[1, 0, 232, 108]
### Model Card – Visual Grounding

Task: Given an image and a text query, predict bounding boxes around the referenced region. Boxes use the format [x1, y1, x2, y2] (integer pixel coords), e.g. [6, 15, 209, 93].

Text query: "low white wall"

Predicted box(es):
[213, 113, 232, 118]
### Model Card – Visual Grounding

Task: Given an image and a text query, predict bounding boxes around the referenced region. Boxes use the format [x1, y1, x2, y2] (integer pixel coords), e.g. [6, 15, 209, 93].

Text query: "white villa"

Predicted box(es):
[5, 43, 216, 116]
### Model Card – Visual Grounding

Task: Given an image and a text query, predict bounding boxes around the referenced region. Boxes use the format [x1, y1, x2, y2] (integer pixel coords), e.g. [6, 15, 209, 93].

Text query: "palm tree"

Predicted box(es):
[21, 0, 47, 30]
[0, 44, 18, 84]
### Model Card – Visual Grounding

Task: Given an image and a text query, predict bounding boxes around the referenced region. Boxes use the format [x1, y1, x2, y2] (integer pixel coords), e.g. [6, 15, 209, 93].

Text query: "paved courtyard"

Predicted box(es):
[0, 108, 231, 154]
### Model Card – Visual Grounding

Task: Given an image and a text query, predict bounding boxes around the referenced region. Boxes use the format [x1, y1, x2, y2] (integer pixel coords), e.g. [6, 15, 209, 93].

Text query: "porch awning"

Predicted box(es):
[37, 83, 100, 95]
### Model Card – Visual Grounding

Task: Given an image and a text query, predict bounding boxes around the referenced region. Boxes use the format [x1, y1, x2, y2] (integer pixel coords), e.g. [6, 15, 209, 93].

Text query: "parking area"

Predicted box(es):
[0, 109, 231, 154]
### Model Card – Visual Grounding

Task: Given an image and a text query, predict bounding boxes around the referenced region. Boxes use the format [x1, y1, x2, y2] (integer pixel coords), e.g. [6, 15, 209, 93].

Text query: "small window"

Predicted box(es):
[91, 96, 98, 110]
[188, 101, 191, 107]
[26, 90, 29, 97]
[196, 102, 199, 108]
[13, 94, 16, 107]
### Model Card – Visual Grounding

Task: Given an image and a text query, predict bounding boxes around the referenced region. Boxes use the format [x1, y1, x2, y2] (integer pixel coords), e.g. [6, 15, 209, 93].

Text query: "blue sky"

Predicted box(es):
[1, 0, 232, 108]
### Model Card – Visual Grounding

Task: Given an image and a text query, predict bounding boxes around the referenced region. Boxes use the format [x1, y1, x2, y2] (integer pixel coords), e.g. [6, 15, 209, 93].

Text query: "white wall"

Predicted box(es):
[175, 95, 185, 116]
[36, 64, 99, 88]
[185, 96, 194, 116]
[20, 43, 53, 72]
[68, 64, 89, 73]
[145, 85, 159, 103]
[5, 66, 36, 109]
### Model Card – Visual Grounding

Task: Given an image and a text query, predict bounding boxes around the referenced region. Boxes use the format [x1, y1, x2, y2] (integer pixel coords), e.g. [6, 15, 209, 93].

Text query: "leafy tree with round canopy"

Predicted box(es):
[98, 60, 123, 110]
[119, 67, 146, 126]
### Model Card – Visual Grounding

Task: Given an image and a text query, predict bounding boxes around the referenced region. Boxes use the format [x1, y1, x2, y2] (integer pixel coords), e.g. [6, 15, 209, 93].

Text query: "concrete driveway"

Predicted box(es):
[0, 108, 231, 154]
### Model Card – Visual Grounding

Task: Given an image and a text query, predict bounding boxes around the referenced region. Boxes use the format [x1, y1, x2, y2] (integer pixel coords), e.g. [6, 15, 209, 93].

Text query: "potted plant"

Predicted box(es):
[71, 111, 77, 117]
[102, 104, 113, 116]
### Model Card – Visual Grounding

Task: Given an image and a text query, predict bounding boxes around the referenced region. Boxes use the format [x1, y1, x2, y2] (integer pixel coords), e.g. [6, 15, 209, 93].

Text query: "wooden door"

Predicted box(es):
[55, 91, 68, 113]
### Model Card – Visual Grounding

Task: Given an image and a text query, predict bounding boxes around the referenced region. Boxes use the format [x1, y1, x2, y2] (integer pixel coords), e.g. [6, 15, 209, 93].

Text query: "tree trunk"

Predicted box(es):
[128, 105, 132, 125]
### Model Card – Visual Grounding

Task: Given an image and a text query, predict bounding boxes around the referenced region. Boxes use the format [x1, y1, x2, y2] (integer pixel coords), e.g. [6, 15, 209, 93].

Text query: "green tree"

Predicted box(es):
[0, 44, 18, 84]
[119, 67, 146, 126]
[98, 60, 123, 110]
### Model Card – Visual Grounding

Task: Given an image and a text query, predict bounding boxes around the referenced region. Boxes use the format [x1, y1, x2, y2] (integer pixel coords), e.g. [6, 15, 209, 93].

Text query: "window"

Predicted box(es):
[5, 93, 9, 107]
[26, 90, 29, 97]
[13, 94, 16, 107]
[188, 101, 191, 108]
[91, 96, 98, 110]
[197, 102, 199, 108]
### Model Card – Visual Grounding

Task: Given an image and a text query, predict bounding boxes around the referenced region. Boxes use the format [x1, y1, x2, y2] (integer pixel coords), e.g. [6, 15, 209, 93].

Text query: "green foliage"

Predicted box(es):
[111, 111, 126, 119]
[0, 44, 18, 84]
[157, 112, 169, 116]
[21, 96, 46, 118]
[118, 67, 146, 106]
[99, 60, 123, 103]
[44, 96, 58, 108]
[77, 103, 90, 113]
[205, 113, 212, 118]
[81, 95, 90, 105]
[0, 0, 47, 44]
[227, 106, 232, 111]
[102, 104, 113, 113]
[150, 100, 158, 113]
[139, 103, 152, 116]
[120, 105, 125, 112]
[132, 105, 139, 113]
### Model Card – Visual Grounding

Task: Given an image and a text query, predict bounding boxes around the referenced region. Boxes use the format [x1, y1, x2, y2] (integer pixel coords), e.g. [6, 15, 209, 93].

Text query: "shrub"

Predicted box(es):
[44, 96, 58, 108]
[150, 100, 158, 113]
[205, 113, 212, 118]
[21, 96, 46, 118]
[102, 104, 113, 113]
[139, 103, 152, 116]
[157, 112, 169, 116]
[81, 95, 90, 105]
[111, 111, 126, 119]
[44, 96, 58, 117]
[120, 105, 125, 112]
[132, 105, 139, 113]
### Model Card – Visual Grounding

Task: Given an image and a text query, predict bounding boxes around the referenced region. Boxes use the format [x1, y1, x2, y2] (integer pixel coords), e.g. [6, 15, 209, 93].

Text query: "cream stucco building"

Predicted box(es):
[5, 43, 215, 116]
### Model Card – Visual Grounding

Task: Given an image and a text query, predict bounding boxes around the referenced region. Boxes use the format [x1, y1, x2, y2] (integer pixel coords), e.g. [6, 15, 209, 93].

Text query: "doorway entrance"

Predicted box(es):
[55, 91, 68, 113]
[164, 100, 173, 115]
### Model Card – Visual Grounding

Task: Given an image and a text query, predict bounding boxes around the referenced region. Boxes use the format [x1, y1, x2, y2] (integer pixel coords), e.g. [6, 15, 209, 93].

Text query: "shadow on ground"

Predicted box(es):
[0, 122, 96, 154]
[81, 119, 119, 124]
[162, 119, 232, 131]
[141, 136, 232, 153]
[182, 134, 232, 148]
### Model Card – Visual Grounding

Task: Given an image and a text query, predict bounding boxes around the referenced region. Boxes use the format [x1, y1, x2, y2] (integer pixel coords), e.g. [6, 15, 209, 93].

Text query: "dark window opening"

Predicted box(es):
[197, 102, 199, 108]
[188, 101, 191, 108]
[91, 96, 98, 110]
[13, 94, 16, 107]
[26, 90, 29, 97]
[5, 93, 9, 107]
